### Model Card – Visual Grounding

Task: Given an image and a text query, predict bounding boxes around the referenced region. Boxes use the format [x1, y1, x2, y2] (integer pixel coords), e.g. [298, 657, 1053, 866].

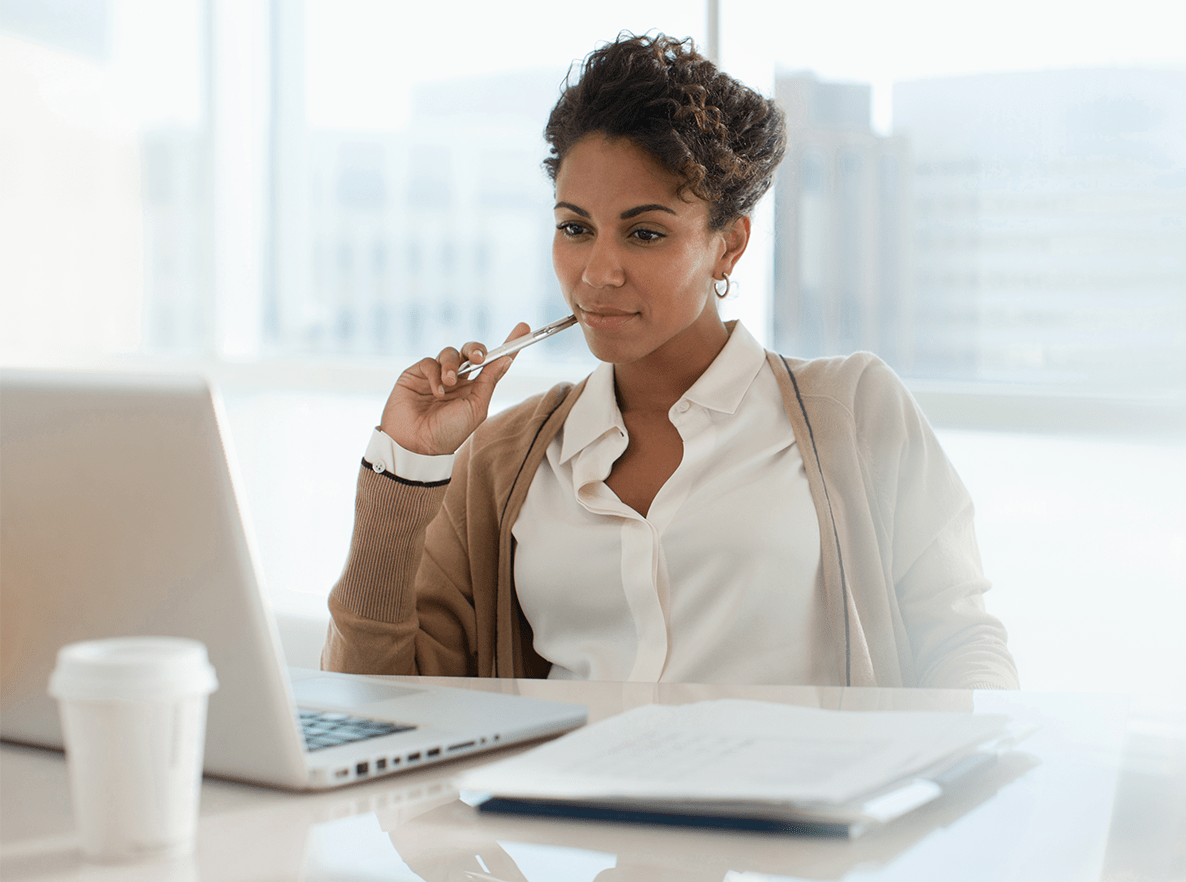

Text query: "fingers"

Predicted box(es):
[457, 340, 489, 372]
[436, 346, 464, 394]
[409, 352, 449, 398]
[458, 323, 528, 371]
[433, 341, 492, 395]
[502, 322, 532, 345]
[409, 323, 533, 398]
[470, 322, 532, 386]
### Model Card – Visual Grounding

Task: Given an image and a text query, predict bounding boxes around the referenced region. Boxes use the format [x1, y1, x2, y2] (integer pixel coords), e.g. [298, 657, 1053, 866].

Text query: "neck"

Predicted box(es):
[613, 316, 730, 413]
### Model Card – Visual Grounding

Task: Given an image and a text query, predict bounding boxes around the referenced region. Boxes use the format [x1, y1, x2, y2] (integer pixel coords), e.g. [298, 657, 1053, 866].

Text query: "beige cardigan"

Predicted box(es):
[323, 349, 1019, 689]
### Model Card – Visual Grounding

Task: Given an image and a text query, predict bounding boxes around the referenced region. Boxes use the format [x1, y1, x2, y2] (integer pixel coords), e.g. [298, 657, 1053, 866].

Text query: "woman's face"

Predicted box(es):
[552, 135, 745, 368]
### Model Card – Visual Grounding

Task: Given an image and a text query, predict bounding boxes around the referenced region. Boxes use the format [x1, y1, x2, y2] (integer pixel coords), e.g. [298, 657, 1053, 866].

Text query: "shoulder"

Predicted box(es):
[770, 351, 914, 426]
[461, 381, 584, 478]
[476, 382, 579, 441]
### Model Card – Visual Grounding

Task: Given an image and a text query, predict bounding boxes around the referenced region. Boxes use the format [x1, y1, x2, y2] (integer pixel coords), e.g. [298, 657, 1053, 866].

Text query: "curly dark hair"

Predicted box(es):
[543, 33, 786, 231]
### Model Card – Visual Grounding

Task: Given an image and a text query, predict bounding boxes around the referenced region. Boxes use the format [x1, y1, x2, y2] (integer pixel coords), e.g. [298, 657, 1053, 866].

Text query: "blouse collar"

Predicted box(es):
[557, 321, 766, 465]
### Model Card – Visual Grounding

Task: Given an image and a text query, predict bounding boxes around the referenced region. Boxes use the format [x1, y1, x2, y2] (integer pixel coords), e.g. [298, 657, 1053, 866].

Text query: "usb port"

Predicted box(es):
[427, 747, 441, 757]
[407, 752, 421, 762]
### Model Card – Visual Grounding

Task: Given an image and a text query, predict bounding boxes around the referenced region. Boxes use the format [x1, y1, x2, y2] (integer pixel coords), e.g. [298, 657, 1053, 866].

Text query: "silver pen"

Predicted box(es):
[456, 315, 578, 376]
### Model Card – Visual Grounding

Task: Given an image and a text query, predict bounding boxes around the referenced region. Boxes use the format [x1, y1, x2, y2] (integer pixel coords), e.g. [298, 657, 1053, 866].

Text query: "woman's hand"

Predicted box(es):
[379, 323, 532, 456]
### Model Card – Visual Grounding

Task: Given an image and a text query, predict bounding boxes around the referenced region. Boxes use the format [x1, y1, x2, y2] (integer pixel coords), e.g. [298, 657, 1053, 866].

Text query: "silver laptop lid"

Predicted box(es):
[1, 370, 309, 788]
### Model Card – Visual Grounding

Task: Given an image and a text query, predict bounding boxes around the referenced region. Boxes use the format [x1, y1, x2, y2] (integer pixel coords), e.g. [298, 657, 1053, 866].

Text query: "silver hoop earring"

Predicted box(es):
[713, 274, 731, 299]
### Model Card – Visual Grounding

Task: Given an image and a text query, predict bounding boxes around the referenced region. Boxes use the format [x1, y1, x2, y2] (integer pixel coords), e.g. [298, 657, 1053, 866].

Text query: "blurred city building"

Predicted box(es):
[289, 69, 569, 359]
[771, 73, 912, 368]
[12, 0, 1179, 394]
[894, 68, 1186, 391]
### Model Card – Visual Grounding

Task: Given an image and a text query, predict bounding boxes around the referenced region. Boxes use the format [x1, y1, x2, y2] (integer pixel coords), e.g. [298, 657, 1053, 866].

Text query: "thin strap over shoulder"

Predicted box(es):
[497, 382, 579, 530]
[776, 354, 852, 686]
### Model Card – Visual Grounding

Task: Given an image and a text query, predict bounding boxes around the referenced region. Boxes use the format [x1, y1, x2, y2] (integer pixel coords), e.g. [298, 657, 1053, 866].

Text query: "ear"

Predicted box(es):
[714, 215, 751, 278]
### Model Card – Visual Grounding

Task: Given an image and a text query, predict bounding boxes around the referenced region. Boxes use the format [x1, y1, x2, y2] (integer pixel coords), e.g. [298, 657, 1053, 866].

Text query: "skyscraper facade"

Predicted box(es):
[894, 67, 1186, 390]
[771, 74, 912, 368]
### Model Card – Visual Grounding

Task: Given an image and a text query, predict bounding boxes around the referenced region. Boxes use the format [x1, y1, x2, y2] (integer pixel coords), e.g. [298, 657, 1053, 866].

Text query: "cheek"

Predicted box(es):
[658, 245, 714, 300]
[551, 241, 578, 288]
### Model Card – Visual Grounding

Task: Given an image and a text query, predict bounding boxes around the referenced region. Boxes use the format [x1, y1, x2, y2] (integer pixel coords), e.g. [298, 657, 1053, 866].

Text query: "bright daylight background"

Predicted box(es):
[1, 0, 1183, 721]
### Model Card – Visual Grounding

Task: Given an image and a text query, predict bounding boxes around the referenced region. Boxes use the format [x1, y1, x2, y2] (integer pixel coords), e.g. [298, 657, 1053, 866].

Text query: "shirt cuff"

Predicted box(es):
[364, 429, 454, 483]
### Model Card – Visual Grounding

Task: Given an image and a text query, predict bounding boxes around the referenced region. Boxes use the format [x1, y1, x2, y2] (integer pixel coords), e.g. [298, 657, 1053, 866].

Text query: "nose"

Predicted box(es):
[581, 236, 626, 289]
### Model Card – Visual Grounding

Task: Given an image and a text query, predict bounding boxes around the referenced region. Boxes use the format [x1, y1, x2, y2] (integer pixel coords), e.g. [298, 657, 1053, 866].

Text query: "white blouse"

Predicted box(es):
[512, 324, 827, 684]
[367, 323, 828, 684]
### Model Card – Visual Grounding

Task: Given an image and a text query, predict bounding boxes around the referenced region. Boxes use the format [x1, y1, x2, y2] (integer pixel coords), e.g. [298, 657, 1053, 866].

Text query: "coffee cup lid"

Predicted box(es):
[49, 637, 219, 701]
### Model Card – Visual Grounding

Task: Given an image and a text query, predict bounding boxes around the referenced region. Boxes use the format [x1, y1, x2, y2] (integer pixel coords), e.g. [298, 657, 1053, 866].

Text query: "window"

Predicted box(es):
[730, 0, 1186, 396]
[6, 0, 1181, 396]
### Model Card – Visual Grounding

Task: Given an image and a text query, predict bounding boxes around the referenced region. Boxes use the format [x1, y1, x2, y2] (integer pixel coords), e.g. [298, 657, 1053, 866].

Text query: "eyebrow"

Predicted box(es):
[554, 201, 678, 220]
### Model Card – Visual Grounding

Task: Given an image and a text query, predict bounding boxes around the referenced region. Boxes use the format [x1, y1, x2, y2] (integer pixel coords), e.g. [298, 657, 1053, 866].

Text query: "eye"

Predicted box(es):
[630, 228, 665, 243]
[556, 221, 589, 238]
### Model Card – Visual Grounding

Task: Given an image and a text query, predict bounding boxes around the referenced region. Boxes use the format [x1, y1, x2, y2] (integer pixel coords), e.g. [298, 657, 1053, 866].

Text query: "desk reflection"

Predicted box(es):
[297, 749, 1036, 882]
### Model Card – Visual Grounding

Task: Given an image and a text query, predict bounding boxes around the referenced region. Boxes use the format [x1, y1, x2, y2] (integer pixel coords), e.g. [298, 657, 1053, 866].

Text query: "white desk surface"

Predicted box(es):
[2, 679, 1184, 882]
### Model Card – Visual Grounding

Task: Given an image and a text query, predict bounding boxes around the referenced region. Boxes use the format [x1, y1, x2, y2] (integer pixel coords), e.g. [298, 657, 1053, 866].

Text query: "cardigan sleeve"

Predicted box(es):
[321, 458, 479, 677]
[321, 386, 573, 680]
[853, 359, 1020, 689]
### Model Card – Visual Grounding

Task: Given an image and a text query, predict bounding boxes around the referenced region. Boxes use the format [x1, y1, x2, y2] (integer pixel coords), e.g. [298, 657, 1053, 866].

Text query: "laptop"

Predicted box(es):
[0, 369, 586, 790]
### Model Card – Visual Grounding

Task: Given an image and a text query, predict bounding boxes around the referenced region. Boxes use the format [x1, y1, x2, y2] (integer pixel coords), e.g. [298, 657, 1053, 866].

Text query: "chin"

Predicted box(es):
[585, 341, 626, 365]
[589, 343, 652, 367]
[581, 341, 623, 365]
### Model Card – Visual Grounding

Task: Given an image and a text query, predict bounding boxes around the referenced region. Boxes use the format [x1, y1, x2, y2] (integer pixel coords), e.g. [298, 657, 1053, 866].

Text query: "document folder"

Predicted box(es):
[458, 699, 1031, 837]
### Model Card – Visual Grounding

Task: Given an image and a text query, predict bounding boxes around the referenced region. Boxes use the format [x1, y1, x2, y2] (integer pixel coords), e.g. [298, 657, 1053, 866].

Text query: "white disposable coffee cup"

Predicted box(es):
[48, 637, 218, 863]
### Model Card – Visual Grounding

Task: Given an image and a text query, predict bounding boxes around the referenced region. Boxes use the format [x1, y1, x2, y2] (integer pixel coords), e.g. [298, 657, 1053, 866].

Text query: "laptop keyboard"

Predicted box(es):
[299, 709, 416, 752]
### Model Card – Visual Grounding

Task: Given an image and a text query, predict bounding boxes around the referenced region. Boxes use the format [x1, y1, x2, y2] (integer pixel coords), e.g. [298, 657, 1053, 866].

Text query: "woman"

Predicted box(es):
[322, 33, 1018, 688]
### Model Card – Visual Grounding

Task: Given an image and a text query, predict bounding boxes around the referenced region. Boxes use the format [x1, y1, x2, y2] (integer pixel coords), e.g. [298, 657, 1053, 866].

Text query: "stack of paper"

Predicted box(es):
[457, 699, 1023, 836]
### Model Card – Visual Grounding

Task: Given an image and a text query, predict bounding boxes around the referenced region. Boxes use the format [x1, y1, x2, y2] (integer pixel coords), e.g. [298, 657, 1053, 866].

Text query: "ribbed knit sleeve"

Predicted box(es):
[321, 464, 449, 674]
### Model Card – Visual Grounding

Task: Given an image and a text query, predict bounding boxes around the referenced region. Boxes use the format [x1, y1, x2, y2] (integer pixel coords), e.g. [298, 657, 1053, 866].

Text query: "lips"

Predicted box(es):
[577, 305, 638, 330]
